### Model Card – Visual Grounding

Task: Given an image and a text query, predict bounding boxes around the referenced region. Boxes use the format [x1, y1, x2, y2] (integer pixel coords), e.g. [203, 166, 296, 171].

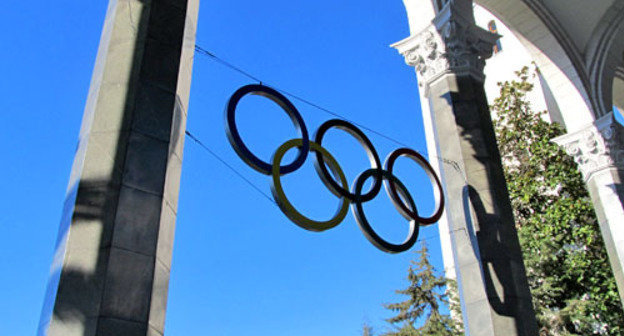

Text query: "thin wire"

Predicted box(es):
[275, 87, 408, 148]
[185, 130, 278, 206]
[193, 44, 464, 174]
[417, 227, 465, 243]
[417, 232, 440, 243]
[195, 45, 263, 84]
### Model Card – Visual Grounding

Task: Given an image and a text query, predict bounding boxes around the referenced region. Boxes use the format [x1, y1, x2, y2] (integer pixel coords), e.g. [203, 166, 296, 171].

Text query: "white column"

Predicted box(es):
[392, 1, 538, 334]
[553, 112, 624, 305]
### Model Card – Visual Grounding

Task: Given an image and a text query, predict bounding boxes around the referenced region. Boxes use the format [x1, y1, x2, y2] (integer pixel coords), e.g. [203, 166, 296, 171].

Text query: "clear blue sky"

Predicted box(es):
[0, 1, 448, 335]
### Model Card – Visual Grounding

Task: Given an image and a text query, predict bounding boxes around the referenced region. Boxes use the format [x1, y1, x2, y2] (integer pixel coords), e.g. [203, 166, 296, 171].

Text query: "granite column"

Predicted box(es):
[38, 0, 199, 335]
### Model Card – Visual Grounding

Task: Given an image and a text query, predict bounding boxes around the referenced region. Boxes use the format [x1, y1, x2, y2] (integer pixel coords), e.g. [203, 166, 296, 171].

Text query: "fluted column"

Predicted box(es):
[553, 112, 624, 306]
[392, 1, 538, 335]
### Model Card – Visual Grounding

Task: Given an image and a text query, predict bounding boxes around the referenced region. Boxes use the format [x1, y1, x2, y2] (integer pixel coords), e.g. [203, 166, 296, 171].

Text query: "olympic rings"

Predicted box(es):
[225, 84, 446, 253]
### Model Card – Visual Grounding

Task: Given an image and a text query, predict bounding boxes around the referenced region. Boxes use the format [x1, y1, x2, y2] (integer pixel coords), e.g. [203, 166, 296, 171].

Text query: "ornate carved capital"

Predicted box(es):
[553, 112, 624, 181]
[393, 26, 449, 85]
[391, 1, 499, 90]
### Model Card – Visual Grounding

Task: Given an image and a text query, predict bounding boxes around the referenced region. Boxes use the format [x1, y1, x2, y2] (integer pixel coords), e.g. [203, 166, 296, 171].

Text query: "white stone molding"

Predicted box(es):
[585, 1, 624, 118]
[553, 112, 624, 181]
[391, 0, 499, 91]
[392, 26, 448, 86]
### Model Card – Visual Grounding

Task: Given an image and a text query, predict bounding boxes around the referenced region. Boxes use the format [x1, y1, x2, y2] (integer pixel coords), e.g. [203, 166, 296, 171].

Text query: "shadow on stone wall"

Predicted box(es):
[433, 75, 539, 335]
[39, 0, 187, 333]
[464, 185, 518, 318]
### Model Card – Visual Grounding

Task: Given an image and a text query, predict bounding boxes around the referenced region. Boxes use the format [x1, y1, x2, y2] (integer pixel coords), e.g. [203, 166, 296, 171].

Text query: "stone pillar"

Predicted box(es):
[392, 1, 538, 335]
[553, 112, 624, 305]
[38, 0, 199, 335]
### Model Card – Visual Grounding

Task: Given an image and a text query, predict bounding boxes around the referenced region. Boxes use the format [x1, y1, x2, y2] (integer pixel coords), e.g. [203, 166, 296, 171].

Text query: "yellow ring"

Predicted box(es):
[270, 139, 350, 232]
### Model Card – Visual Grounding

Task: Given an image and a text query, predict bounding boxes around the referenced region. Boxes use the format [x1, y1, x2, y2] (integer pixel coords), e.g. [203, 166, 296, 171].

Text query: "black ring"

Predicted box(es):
[384, 148, 445, 225]
[314, 119, 383, 202]
[225, 84, 310, 175]
[351, 169, 419, 253]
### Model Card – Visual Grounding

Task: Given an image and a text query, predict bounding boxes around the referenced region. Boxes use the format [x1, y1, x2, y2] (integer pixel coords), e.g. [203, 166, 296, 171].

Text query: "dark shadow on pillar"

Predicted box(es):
[613, 169, 624, 210]
[40, 0, 187, 334]
[464, 185, 516, 317]
[434, 74, 538, 335]
[461, 185, 481, 262]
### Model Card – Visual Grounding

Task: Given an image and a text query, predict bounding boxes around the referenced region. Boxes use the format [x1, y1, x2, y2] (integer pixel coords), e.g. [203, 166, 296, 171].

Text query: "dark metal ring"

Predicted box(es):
[314, 119, 383, 202]
[225, 84, 310, 175]
[384, 148, 445, 225]
[351, 169, 419, 253]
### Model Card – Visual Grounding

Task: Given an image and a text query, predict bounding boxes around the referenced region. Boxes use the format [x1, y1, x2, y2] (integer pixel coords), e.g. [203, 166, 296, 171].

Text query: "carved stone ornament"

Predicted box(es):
[399, 27, 450, 85]
[391, 1, 499, 89]
[553, 112, 624, 181]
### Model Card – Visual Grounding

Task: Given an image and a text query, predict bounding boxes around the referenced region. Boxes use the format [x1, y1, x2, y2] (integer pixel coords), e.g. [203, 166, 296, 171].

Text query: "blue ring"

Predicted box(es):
[225, 84, 309, 175]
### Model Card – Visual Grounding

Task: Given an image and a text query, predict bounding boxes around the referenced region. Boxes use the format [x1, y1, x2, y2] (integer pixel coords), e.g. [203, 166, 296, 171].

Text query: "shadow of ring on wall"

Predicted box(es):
[462, 185, 520, 319]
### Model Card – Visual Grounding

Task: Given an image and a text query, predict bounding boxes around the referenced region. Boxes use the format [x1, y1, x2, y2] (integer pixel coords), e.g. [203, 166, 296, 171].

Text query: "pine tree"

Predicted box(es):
[362, 323, 375, 336]
[491, 66, 624, 335]
[383, 242, 463, 336]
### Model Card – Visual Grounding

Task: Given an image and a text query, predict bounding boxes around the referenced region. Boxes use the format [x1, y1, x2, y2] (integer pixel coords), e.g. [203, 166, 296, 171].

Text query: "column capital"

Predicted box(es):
[391, 1, 498, 92]
[553, 112, 624, 181]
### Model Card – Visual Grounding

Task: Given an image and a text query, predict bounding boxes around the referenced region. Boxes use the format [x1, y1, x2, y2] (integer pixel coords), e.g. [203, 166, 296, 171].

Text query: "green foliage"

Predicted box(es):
[492, 66, 624, 335]
[383, 242, 463, 336]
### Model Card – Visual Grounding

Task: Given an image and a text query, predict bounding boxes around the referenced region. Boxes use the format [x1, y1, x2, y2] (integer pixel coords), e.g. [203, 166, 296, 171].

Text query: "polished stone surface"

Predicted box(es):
[38, 0, 199, 335]
[427, 75, 538, 336]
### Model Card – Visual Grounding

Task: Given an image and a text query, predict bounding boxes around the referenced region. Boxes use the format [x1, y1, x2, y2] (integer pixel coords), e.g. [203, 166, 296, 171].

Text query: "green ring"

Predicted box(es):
[271, 139, 350, 232]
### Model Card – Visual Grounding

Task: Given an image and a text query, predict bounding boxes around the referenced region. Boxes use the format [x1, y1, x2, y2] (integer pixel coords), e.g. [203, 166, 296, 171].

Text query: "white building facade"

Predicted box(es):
[392, 0, 624, 335]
